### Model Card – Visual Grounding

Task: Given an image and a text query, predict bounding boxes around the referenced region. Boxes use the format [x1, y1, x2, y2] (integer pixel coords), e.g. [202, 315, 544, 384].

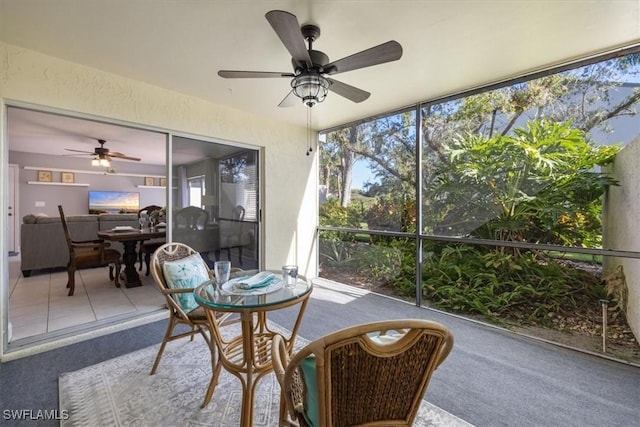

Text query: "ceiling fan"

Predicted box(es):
[218, 10, 403, 108]
[64, 139, 141, 166]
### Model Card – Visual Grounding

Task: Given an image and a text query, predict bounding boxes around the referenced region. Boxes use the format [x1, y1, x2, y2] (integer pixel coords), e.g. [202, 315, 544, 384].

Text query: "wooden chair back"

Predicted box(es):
[58, 204, 76, 257]
[137, 204, 163, 225]
[175, 206, 209, 230]
[58, 205, 121, 295]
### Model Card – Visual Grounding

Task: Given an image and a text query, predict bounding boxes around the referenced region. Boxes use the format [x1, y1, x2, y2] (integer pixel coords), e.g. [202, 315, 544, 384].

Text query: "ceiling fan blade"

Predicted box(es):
[265, 10, 312, 69]
[324, 40, 403, 75]
[326, 78, 370, 103]
[64, 148, 93, 154]
[278, 90, 299, 108]
[218, 70, 295, 79]
[109, 152, 141, 161]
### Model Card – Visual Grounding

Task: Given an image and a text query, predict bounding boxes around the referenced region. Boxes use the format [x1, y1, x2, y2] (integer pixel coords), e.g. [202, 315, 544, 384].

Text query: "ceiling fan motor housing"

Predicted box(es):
[217, 10, 402, 107]
[291, 50, 330, 73]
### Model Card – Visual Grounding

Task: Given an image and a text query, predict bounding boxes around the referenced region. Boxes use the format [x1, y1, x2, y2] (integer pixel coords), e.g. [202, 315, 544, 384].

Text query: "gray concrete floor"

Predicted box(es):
[269, 279, 640, 427]
[2, 278, 638, 426]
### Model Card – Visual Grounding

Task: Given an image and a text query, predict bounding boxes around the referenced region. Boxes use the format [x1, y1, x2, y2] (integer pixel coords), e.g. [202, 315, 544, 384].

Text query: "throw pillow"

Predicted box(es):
[161, 253, 209, 313]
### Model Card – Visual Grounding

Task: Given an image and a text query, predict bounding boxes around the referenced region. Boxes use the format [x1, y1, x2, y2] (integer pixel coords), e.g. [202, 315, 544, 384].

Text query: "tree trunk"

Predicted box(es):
[340, 127, 357, 207]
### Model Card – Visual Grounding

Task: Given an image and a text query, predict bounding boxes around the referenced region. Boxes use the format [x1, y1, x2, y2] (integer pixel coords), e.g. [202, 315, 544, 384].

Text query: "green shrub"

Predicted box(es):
[417, 244, 605, 324]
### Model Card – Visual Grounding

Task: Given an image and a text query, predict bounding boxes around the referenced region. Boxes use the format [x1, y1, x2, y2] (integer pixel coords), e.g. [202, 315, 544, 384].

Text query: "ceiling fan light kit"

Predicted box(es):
[292, 73, 329, 107]
[218, 10, 403, 108]
[65, 138, 141, 167]
[91, 156, 111, 167]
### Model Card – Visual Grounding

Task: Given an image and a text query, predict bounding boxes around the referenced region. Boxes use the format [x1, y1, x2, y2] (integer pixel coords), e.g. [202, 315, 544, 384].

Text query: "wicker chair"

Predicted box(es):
[58, 205, 121, 296]
[271, 319, 454, 427]
[149, 242, 239, 407]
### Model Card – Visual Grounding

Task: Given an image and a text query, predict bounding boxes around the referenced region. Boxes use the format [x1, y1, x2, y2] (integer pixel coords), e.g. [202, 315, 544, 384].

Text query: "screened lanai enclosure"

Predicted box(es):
[318, 47, 640, 361]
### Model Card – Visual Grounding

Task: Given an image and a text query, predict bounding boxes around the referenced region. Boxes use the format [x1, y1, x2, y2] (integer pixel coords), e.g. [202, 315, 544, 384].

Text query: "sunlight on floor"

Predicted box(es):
[310, 278, 372, 304]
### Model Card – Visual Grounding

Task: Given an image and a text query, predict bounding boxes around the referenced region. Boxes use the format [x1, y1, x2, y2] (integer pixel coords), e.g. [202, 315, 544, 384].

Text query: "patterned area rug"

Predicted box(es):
[59, 322, 472, 426]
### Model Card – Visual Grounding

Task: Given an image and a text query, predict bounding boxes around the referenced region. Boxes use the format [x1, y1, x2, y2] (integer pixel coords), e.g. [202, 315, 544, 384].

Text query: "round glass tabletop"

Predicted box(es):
[194, 270, 312, 310]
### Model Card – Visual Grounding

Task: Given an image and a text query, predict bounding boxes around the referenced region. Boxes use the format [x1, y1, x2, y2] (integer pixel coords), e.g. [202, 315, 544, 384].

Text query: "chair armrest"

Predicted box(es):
[70, 241, 109, 250]
[72, 239, 106, 244]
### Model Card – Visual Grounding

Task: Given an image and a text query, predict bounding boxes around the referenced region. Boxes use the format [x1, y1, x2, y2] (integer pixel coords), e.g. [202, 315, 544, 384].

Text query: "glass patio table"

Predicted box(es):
[193, 270, 312, 427]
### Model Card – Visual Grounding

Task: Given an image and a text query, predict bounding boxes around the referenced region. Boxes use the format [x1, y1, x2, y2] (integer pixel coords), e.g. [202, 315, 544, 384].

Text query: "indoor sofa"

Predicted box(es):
[20, 213, 139, 276]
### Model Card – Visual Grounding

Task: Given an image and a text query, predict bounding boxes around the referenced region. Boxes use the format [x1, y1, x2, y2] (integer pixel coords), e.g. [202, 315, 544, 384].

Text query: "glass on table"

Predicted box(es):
[282, 265, 298, 288]
[214, 261, 231, 288]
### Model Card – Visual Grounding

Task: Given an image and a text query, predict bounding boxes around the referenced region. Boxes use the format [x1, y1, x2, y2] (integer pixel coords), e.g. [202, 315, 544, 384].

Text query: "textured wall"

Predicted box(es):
[603, 137, 640, 341]
[0, 42, 319, 349]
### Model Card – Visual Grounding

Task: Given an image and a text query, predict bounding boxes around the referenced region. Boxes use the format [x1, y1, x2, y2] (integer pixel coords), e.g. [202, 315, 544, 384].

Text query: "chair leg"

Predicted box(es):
[150, 316, 178, 375]
[112, 260, 121, 288]
[201, 359, 223, 408]
[67, 264, 76, 296]
[138, 243, 143, 271]
[145, 250, 152, 276]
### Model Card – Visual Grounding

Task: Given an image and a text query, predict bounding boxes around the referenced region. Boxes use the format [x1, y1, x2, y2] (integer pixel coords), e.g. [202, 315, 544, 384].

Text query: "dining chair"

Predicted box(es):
[175, 206, 209, 230]
[219, 205, 252, 265]
[149, 242, 240, 406]
[58, 205, 122, 296]
[271, 318, 454, 427]
[137, 204, 165, 276]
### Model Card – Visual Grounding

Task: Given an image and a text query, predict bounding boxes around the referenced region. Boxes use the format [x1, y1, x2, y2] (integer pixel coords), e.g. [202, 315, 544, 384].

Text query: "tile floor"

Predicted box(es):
[7, 254, 166, 343]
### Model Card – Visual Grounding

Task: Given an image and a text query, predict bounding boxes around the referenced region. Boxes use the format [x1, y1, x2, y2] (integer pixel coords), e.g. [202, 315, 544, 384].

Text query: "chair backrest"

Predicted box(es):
[57, 205, 75, 256]
[233, 205, 245, 221]
[138, 205, 162, 221]
[149, 242, 211, 316]
[220, 205, 250, 246]
[276, 319, 454, 427]
[175, 206, 209, 230]
[150, 241, 203, 287]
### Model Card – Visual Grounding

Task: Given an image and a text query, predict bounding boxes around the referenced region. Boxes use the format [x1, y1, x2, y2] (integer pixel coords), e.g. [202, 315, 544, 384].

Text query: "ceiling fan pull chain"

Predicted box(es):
[306, 107, 313, 155]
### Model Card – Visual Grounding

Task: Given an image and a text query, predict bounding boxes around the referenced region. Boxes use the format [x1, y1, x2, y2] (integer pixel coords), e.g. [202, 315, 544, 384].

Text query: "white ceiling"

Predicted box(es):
[2, 0, 640, 162]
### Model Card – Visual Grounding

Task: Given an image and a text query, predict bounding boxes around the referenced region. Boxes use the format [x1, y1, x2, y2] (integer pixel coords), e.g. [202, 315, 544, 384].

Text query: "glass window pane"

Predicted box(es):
[319, 109, 416, 232]
[171, 137, 259, 270]
[421, 54, 640, 249]
[318, 230, 417, 298]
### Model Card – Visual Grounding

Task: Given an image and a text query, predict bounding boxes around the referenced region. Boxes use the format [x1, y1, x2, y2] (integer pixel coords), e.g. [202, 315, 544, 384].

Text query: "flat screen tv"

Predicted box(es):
[88, 191, 140, 214]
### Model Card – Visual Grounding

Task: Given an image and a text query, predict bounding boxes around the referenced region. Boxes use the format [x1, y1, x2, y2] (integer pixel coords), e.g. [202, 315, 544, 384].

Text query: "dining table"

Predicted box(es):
[193, 270, 312, 427]
[97, 227, 166, 287]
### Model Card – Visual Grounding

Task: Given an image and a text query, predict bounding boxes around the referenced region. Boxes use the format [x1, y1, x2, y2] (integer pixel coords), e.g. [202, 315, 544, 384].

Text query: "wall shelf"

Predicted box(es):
[27, 181, 90, 187]
[24, 166, 165, 179]
[137, 185, 166, 189]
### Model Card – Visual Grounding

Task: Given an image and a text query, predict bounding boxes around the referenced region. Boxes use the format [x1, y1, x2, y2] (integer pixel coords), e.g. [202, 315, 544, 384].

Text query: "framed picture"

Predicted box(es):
[144, 177, 155, 186]
[61, 172, 75, 183]
[37, 170, 52, 182]
[159, 177, 167, 187]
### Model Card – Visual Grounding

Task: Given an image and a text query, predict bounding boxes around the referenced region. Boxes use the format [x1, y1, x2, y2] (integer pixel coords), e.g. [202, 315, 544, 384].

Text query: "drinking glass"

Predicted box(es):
[138, 217, 146, 230]
[214, 261, 231, 288]
[282, 265, 298, 288]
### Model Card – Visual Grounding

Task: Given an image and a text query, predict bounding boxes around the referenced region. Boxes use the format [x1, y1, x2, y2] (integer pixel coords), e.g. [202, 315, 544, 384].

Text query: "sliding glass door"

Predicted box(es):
[170, 136, 259, 270]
